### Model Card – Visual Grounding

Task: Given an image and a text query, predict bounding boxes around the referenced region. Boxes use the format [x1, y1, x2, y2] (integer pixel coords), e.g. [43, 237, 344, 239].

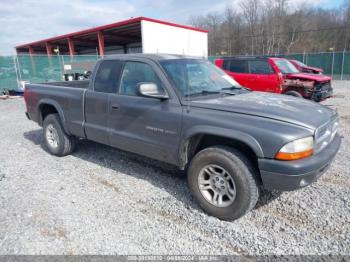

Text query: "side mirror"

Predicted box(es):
[138, 83, 169, 100]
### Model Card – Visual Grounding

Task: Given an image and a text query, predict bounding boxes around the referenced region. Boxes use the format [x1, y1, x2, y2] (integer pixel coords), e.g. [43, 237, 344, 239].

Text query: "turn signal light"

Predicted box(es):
[275, 149, 314, 161]
[275, 136, 314, 161]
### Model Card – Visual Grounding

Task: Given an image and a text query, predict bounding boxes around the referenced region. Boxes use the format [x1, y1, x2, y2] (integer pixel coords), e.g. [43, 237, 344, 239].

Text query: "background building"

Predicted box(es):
[15, 17, 208, 57]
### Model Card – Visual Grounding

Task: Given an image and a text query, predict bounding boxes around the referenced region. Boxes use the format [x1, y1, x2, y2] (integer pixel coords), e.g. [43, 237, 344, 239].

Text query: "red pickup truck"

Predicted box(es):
[215, 57, 332, 102]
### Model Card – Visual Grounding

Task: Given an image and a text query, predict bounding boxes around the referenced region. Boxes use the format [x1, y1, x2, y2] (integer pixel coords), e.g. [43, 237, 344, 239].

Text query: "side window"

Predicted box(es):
[119, 62, 163, 96]
[249, 60, 274, 74]
[94, 60, 123, 93]
[228, 60, 248, 73]
[222, 60, 230, 71]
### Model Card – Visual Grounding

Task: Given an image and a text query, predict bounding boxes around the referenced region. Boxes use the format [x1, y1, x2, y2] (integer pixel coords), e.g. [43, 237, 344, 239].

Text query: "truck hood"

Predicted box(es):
[286, 72, 331, 82]
[302, 66, 323, 73]
[190, 92, 336, 130]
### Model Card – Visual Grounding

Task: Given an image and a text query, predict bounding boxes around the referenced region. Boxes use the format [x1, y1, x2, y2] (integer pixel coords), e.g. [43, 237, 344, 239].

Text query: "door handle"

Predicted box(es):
[111, 104, 120, 110]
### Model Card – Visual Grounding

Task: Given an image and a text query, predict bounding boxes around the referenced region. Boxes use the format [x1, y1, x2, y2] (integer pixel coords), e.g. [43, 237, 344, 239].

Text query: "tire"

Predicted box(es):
[284, 90, 303, 98]
[43, 114, 76, 156]
[187, 146, 259, 221]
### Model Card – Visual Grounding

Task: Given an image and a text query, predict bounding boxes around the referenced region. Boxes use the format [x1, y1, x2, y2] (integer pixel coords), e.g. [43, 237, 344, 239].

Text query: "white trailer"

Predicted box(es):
[141, 18, 208, 58]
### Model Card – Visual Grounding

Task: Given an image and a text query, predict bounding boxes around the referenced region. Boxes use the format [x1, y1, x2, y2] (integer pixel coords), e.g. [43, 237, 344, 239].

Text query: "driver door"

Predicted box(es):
[108, 60, 183, 165]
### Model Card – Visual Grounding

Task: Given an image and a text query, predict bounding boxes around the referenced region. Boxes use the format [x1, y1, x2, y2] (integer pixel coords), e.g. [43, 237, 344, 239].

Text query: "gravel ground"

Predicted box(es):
[0, 81, 349, 255]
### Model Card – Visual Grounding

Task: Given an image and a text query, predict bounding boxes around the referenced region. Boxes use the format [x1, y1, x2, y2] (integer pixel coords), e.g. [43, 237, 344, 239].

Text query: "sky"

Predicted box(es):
[0, 0, 344, 55]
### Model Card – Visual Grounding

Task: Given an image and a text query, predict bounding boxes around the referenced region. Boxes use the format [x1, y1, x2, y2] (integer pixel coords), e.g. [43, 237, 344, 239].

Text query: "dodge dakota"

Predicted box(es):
[24, 54, 341, 220]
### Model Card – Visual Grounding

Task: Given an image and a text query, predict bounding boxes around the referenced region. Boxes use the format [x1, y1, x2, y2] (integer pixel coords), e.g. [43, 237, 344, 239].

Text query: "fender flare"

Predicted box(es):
[179, 125, 264, 168]
[37, 98, 71, 135]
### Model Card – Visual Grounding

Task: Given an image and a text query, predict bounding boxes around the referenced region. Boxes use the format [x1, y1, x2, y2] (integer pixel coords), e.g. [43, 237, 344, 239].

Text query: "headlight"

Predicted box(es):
[275, 136, 314, 161]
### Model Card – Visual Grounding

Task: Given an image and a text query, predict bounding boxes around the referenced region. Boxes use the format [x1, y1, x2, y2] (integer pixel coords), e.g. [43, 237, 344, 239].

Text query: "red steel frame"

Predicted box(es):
[28, 46, 34, 56]
[15, 17, 208, 56]
[97, 31, 104, 56]
[67, 38, 75, 57]
[45, 42, 52, 56]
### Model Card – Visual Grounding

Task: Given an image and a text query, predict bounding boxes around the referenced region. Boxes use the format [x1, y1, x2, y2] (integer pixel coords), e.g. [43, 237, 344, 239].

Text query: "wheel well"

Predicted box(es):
[283, 87, 304, 95]
[39, 104, 58, 124]
[185, 134, 260, 178]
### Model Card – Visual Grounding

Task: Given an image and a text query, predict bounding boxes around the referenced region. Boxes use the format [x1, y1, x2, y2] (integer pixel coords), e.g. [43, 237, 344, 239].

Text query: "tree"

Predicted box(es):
[240, 0, 261, 55]
[188, 0, 348, 55]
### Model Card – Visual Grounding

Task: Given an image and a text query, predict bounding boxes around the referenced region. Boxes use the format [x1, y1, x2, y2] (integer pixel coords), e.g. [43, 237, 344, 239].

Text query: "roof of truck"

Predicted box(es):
[219, 56, 275, 61]
[104, 53, 203, 61]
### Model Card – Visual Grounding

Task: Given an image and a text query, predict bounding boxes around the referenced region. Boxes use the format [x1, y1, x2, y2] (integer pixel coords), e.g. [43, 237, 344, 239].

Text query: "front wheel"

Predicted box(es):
[187, 146, 259, 221]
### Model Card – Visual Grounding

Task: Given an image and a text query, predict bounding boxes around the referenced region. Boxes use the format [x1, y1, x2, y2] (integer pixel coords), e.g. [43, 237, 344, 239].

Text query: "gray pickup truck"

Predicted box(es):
[24, 54, 341, 220]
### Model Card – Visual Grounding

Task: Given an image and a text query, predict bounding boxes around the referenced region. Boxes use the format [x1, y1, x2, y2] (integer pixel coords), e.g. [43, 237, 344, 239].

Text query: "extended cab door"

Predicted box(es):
[84, 60, 123, 145]
[247, 59, 280, 92]
[108, 60, 183, 165]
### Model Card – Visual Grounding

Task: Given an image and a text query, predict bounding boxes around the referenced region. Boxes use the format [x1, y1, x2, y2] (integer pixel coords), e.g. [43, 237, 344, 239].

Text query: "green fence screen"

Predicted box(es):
[1, 52, 350, 93]
[0, 55, 100, 93]
[0, 56, 18, 93]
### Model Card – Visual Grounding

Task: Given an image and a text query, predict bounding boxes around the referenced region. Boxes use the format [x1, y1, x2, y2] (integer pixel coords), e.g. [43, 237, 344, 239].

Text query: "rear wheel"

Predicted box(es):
[284, 90, 303, 98]
[43, 114, 76, 156]
[187, 146, 259, 221]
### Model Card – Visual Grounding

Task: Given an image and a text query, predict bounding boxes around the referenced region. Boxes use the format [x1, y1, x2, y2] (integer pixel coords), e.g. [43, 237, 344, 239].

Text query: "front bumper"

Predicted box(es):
[311, 83, 333, 102]
[258, 134, 341, 191]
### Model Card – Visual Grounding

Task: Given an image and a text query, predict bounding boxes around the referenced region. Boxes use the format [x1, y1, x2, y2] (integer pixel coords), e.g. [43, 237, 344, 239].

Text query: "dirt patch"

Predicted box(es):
[41, 227, 67, 239]
[96, 178, 119, 192]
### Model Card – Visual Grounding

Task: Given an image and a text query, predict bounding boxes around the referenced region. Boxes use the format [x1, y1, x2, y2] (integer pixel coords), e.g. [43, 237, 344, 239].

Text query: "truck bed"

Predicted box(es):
[24, 81, 87, 138]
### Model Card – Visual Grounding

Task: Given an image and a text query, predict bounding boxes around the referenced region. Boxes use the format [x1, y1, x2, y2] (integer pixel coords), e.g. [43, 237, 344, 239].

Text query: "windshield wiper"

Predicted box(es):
[222, 86, 251, 92]
[221, 86, 242, 90]
[188, 90, 221, 97]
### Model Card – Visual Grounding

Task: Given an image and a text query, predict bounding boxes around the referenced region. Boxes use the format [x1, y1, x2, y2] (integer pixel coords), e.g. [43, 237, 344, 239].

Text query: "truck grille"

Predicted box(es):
[315, 117, 338, 153]
[316, 82, 331, 92]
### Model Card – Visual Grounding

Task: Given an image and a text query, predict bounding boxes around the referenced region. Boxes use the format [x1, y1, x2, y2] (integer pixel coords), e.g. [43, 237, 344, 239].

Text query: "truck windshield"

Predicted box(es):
[160, 59, 242, 96]
[294, 60, 307, 67]
[275, 59, 300, 74]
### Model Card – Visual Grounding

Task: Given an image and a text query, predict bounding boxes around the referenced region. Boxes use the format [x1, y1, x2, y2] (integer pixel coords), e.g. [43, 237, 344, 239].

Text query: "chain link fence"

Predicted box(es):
[1, 52, 350, 93]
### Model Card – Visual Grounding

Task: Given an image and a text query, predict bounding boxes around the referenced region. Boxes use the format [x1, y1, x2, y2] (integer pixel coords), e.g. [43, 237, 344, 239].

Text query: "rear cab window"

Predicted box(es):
[94, 60, 123, 93]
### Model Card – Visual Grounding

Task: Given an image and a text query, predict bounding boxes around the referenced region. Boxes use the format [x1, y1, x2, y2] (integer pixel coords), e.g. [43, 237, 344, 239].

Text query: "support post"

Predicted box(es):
[341, 50, 345, 80]
[98, 31, 105, 57]
[45, 42, 53, 67]
[15, 55, 22, 80]
[331, 51, 335, 78]
[45, 42, 52, 56]
[28, 46, 34, 56]
[305, 52, 308, 65]
[68, 38, 75, 58]
[13, 56, 20, 88]
[28, 46, 36, 76]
